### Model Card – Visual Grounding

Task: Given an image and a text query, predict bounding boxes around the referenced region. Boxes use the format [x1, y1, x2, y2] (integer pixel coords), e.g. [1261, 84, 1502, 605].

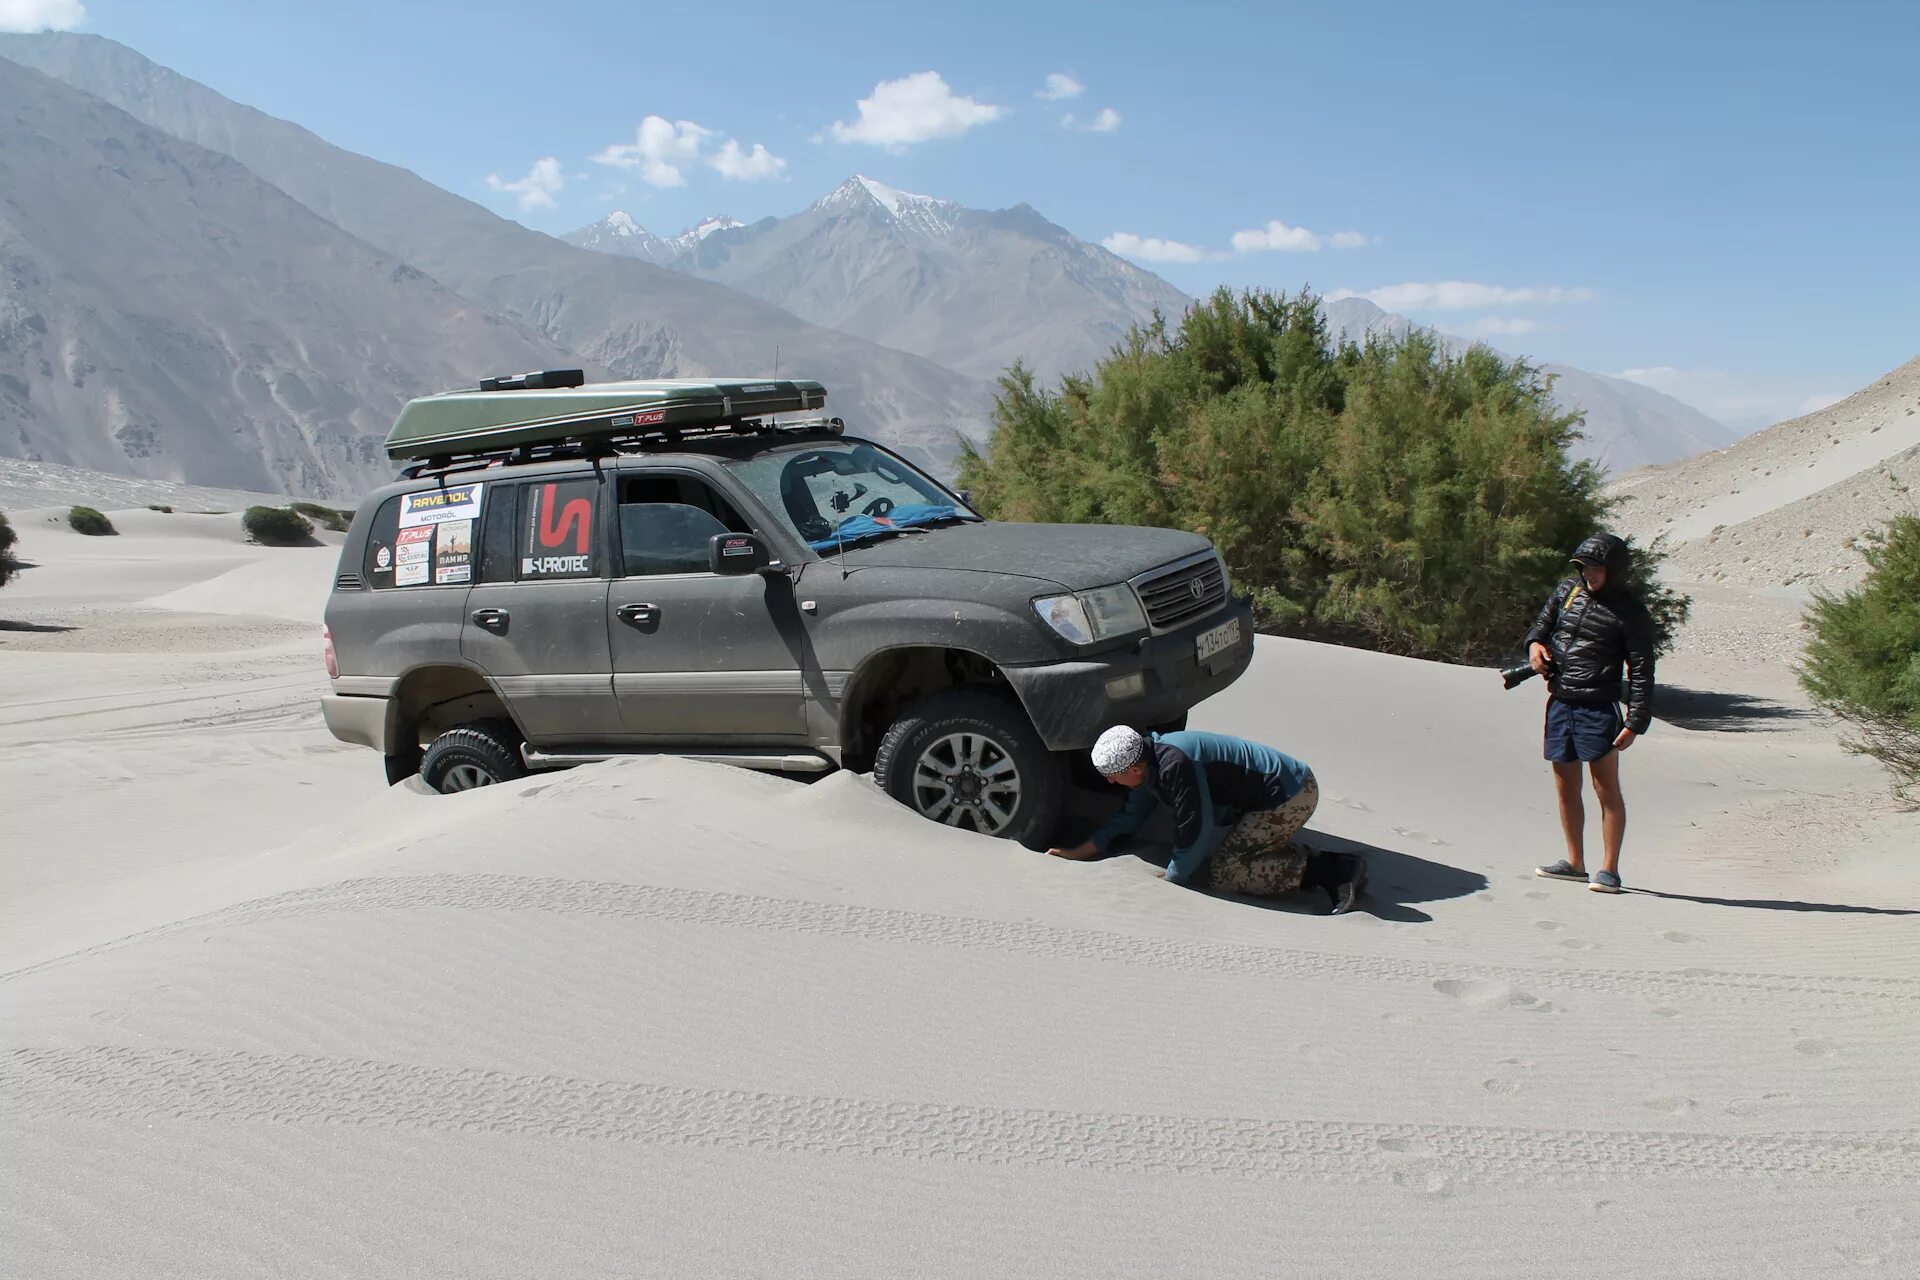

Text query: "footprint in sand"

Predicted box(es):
[1651, 1007, 1682, 1019]
[1433, 978, 1554, 1012]
[1559, 938, 1603, 951]
[1725, 1092, 1790, 1118]
[1643, 1096, 1697, 1115]
[1534, 920, 1567, 932]
[1391, 1167, 1452, 1197]
[1794, 1038, 1837, 1059]
[1376, 1137, 1433, 1157]
[1662, 930, 1693, 943]
[1483, 1076, 1527, 1095]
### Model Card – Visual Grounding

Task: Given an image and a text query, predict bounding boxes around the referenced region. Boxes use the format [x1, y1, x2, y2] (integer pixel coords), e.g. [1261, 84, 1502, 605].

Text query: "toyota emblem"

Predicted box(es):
[1188, 579, 1205, 601]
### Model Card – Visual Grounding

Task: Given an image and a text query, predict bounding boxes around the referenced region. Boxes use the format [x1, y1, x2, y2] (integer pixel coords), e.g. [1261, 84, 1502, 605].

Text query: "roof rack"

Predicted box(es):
[384, 377, 830, 464]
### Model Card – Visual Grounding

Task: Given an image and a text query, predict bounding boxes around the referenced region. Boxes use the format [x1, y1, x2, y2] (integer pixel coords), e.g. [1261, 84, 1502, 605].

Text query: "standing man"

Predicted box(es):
[1527, 532, 1656, 894]
[1047, 727, 1368, 915]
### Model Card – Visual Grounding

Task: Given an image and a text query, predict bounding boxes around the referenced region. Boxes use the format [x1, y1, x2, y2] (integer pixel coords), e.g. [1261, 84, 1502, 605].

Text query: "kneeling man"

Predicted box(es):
[1048, 726, 1367, 914]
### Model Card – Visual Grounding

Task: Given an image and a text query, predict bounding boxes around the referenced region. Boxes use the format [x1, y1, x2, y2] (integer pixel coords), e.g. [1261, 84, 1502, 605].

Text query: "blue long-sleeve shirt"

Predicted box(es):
[1087, 730, 1312, 886]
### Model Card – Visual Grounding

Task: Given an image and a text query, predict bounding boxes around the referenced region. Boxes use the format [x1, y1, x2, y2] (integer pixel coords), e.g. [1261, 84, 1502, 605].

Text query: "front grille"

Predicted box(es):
[334, 572, 366, 590]
[1137, 555, 1226, 631]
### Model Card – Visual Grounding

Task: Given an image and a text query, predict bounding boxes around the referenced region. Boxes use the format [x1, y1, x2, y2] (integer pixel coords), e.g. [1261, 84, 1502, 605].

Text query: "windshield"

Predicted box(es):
[725, 441, 977, 551]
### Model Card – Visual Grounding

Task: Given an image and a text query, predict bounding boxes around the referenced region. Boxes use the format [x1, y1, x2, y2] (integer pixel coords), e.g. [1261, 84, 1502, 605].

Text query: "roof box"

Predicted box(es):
[384, 377, 829, 461]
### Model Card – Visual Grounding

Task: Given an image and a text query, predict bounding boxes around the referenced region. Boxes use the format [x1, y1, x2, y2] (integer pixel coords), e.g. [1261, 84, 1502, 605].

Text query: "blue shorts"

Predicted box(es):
[1545, 698, 1621, 763]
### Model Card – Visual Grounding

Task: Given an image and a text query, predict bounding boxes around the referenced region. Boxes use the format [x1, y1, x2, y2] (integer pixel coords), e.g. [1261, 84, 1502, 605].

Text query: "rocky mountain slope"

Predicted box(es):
[569, 175, 1194, 386]
[1, 34, 994, 474]
[0, 58, 585, 500]
[1323, 298, 1738, 472]
[1610, 354, 1920, 591]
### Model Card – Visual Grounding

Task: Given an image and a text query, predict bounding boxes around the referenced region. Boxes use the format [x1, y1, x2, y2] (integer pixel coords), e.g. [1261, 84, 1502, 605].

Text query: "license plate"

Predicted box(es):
[1195, 617, 1242, 664]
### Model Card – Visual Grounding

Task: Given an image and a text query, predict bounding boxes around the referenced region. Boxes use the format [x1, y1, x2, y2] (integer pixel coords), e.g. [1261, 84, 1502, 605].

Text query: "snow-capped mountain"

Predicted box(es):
[562, 212, 745, 264]
[811, 175, 963, 241]
[572, 175, 1191, 385]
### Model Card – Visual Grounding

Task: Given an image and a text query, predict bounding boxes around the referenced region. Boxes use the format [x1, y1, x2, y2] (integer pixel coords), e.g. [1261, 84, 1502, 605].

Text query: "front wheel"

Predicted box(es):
[872, 690, 1064, 849]
[420, 720, 526, 793]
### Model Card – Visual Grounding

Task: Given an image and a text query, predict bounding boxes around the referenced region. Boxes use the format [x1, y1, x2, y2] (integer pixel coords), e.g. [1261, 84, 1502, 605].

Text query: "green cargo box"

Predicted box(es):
[385, 378, 828, 461]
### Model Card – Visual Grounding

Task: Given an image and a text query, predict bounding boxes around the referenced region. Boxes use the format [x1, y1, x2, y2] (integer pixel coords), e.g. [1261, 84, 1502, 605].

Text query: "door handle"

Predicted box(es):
[617, 603, 660, 626]
[471, 607, 509, 631]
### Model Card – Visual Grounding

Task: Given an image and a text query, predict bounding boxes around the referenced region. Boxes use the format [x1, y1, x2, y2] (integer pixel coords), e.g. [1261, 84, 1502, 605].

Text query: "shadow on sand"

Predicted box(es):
[0, 619, 76, 634]
[1627, 888, 1917, 916]
[1055, 790, 1486, 924]
[1653, 685, 1814, 733]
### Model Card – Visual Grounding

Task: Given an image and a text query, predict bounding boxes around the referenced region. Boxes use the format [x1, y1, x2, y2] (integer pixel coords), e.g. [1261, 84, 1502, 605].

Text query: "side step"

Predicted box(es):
[521, 744, 836, 776]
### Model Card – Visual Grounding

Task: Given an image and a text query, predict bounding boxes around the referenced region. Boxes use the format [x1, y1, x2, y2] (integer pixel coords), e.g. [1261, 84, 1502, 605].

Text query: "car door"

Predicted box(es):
[460, 472, 621, 743]
[607, 466, 807, 741]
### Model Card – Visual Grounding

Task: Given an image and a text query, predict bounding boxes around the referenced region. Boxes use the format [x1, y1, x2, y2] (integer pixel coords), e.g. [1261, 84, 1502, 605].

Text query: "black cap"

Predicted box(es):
[1571, 533, 1626, 572]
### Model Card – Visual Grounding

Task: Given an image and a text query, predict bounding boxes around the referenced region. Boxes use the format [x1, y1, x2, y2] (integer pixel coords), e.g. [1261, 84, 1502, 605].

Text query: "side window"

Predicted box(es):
[364, 483, 485, 588]
[477, 483, 518, 583]
[518, 477, 603, 580]
[618, 475, 752, 577]
[362, 495, 402, 587]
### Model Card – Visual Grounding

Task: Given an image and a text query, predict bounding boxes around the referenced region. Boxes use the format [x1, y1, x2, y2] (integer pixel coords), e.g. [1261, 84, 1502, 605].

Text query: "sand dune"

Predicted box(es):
[1614, 356, 1920, 591]
[4, 514, 1917, 1277]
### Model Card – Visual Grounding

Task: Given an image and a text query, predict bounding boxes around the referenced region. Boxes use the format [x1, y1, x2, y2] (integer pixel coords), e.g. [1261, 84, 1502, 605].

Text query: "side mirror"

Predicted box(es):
[955, 489, 974, 509]
[709, 531, 771, 576]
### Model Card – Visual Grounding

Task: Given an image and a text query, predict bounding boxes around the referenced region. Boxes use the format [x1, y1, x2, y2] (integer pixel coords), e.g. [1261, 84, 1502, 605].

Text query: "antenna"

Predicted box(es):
[774, 345, 780, 378]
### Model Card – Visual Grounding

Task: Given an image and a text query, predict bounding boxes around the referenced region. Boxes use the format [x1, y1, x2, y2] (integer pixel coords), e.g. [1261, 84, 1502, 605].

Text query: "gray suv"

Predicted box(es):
[322, 373, 1253, 847]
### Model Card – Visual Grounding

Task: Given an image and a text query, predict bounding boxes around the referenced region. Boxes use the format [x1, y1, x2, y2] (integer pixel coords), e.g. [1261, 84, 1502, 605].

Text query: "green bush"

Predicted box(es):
[1799, 514, 1920, 801]
[67, 506, 115, 536]
[242, 506, 315, 546]
[0, 510, 17, 588]
[147, 504, 173, 513]
[960, 288, 1688, 663]
[291, 501, 354, 532]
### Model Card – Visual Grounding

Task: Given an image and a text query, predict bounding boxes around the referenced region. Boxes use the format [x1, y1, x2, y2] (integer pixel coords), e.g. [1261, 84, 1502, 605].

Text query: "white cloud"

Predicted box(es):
[1039, 72, 1084, 101]
[827, 72, 1005, 148]
[485, 157, 565, 210]
[594, 118, 784, 186]
[1229, 220, 1369, 253]
[593, 117, 714, 187]
[1086, 107, 1122, 132]
[1102, 232, 1209, 264]
[709, 139, 786, 181]
[1470, 316, 1537, 336]
[1327, 281, 1594, 310]
[1616, 366, 1849, 430]
[0, 0, 84, 32]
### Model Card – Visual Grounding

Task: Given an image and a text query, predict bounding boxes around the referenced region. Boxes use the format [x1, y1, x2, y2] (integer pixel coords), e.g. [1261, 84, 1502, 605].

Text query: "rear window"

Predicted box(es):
[360, 482, 485, 588]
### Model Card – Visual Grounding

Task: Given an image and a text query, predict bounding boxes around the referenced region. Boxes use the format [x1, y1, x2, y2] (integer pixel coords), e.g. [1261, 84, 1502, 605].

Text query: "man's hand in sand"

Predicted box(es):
[1048, 841, 1098, 860]
[1614, 726, 1637, 751]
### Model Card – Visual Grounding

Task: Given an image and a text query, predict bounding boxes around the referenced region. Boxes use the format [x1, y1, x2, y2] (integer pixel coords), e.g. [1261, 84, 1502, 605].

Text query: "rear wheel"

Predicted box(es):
[420, 720, 526, 793]
[873, 690, 1064, 849]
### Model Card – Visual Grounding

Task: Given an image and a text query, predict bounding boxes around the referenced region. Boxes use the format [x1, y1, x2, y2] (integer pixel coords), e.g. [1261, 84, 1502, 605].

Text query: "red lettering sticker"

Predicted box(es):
[537, 483, 592, 554]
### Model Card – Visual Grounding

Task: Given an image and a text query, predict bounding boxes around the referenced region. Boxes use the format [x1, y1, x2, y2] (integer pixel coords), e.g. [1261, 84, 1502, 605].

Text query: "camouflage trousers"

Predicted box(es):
[1204, 775, 1320, 897]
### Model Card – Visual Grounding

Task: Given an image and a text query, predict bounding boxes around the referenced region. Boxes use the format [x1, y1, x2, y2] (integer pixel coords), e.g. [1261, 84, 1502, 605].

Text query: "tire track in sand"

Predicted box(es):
[4, 873, 1915, 1007]
[3, 1047, 1914, 1185]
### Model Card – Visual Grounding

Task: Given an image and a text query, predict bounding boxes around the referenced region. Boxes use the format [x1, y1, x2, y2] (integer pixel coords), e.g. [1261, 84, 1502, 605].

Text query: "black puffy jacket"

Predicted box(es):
[1525, 536, 1657, 733]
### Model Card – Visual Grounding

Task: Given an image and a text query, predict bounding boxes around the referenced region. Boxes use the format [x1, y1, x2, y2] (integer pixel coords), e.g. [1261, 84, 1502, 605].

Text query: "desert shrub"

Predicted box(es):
[242, 505, 315, 546]
[960, 287, 1687, 663]
[1799, 514, 1920, 801]
[67, 506, 115, 536]
[291, 501, 353, 532]
[147, 504, 173, 513]
[0, 510, 17, 588]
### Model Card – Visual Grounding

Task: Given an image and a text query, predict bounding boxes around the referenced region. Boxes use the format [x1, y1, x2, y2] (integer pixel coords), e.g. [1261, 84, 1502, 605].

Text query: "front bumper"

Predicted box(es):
[321, 693, 397, 753]
[1001, 598, 1256, 750]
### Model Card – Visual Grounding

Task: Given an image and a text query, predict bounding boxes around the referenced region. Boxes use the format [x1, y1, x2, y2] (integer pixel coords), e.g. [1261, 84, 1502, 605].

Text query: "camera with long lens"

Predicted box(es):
[1500, 653, 1557, 690]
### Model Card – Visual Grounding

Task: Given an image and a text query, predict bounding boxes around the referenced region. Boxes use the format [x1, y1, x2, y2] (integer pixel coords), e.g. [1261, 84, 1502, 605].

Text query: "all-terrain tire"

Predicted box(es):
[873, 689, 1065, 850]
[420, 720, 526, 793]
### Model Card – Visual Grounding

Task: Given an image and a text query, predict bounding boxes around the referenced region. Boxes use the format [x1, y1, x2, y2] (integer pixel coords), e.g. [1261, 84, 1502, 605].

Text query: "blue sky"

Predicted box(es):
[27, 0, 1920, 428]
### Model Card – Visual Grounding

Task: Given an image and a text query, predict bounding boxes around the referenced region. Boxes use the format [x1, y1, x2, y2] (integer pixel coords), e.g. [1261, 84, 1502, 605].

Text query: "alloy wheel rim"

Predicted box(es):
[910, 732, 1022, 834]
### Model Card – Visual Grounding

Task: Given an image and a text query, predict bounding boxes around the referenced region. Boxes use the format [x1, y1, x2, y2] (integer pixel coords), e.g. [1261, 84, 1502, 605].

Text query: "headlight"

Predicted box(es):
[1215, 554, 1232, 599]
[1034, 583, 1147, 645]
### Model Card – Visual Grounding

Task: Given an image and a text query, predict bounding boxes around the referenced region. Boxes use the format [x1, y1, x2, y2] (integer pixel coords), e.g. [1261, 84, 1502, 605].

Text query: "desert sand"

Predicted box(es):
[3, 494, 1918, 1279]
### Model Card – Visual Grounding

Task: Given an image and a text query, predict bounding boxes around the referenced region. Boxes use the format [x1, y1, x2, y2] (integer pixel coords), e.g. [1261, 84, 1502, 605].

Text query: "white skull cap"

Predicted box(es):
[1091, 726, 1149, 777]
